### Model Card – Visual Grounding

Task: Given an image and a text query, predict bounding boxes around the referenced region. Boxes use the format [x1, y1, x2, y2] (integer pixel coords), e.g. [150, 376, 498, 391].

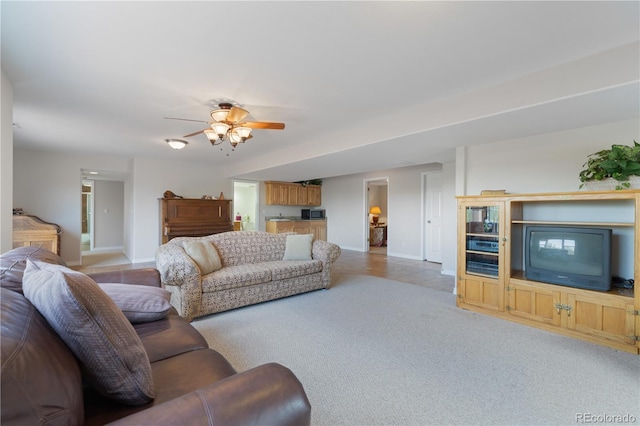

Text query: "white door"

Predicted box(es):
[424, 172, 443, 263]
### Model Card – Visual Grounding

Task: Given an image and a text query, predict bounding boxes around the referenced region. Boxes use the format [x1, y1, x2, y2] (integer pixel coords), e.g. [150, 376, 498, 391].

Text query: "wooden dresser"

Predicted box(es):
[13, 214, 62, 255]
[160, 198, 233, 244]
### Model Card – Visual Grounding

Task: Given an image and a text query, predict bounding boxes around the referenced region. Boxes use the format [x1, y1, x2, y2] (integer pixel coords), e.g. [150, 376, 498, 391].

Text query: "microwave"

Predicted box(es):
[301, 209, 325, 219]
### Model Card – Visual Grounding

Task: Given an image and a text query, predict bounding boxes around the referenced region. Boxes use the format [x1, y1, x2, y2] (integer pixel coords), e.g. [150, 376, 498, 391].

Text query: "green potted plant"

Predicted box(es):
[579, 141, 640, 190]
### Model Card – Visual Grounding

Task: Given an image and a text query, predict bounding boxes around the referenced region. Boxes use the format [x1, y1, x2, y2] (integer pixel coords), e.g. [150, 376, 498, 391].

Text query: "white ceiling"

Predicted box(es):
[3, 1, 639, 182]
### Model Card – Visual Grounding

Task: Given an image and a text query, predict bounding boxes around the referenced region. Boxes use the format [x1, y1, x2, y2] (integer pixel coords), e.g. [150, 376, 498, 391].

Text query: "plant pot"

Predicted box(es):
[580, 176, 640, 191]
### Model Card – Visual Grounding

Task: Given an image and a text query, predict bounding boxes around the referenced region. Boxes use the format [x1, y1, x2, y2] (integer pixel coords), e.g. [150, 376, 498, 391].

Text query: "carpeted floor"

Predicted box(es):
[192, 274, 640, 426]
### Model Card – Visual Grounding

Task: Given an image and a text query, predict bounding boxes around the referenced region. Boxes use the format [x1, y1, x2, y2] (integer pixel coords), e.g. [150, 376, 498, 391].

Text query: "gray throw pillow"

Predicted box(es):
[22, 260, 155, 406]
[283, 234, 313, 261]
[182, 240, 222, 274]
[98, 283, 172, 323]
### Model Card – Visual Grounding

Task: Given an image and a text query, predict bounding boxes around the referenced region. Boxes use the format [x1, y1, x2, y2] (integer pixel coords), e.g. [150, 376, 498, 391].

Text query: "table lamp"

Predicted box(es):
[370, 206, 382, 225]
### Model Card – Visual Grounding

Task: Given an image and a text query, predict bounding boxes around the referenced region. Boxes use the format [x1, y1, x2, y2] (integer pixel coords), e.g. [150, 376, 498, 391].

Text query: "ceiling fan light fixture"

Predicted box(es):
[210, 122, 230, 138]
[234, 126, 252, 141]
[204, 129, 222, 144]
[210, 109, 230, 122]
[165, 139, 188, 150]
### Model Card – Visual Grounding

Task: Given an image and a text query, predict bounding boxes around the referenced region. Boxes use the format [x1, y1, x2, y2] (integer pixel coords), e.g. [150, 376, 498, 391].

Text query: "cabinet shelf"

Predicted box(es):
[512, 220, 634, 227]
[466, 250, 499, 257]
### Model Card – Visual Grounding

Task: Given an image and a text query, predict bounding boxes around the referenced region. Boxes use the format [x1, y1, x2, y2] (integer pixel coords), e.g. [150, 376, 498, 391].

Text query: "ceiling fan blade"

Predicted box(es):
[226, 106, 249, 123]
[242, 121, 286, 130]
[183, 127, 210, 138]
[164, 117, 208, 123]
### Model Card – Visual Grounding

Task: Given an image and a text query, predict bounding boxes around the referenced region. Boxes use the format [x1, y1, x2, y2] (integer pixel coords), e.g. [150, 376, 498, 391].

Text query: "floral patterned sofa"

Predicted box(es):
[155, 231, 341, 321]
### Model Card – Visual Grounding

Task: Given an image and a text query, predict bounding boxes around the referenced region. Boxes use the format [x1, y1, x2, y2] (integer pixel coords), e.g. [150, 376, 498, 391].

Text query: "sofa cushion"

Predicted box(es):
[210, 231, 288, 266]
[83, 349, 237, 426]
[134, 314, 209, 363]
[98, 283, 172, 324]
[268, 260, 323, 281]
[0, 246, 66, 294]
[22, 260, 155, 406]
[183, 240, 222, 274]
[283, 234, 313, 261]
[202, 263, 272, 292]
[1, 288, 84, 425]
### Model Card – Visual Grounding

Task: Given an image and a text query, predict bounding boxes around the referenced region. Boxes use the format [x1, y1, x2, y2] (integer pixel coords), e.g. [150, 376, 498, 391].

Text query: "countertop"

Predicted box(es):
[266, 217, 326, 222]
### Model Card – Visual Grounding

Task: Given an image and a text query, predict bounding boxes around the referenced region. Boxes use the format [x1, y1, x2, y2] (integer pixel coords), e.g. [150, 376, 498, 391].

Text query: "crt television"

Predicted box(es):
[524, 226, 612, 292]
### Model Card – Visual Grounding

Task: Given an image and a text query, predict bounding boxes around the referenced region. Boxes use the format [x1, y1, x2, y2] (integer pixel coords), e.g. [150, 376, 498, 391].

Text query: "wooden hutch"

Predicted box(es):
[457, 190, 640, 354]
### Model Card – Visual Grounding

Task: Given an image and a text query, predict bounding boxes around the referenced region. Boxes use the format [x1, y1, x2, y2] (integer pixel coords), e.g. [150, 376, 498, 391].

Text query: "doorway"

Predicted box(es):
[81, 180, 93, 253]
[233, 180, 259, 231]
[80, 169, 128, 268]
[423, 171, 443, 263]
[365, 178, 389, 254]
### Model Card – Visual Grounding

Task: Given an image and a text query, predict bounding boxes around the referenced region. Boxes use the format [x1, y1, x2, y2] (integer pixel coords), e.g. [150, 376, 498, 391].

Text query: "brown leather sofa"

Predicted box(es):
[1, 247, 311, 425]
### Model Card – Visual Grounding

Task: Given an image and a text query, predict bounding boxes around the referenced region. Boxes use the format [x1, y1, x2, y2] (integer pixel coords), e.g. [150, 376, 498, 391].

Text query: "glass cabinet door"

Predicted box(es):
[465, 205, 500, 277]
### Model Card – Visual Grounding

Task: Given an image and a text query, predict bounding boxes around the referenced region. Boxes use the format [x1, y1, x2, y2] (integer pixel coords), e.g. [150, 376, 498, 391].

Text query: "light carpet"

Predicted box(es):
[192, 274, 640, 426]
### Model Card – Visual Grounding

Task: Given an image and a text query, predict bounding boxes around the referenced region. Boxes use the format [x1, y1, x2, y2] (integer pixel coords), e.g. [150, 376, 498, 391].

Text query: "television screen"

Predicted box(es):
[525, 226, 611, 291]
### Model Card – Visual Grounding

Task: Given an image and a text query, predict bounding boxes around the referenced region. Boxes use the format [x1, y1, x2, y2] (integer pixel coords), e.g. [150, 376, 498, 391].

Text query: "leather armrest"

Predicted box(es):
[107, 363, 311, 426]
[87, 268, 161, 287]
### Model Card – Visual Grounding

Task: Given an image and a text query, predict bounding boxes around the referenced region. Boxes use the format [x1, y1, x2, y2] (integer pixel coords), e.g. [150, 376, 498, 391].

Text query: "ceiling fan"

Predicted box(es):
[165, 103, 285, 150]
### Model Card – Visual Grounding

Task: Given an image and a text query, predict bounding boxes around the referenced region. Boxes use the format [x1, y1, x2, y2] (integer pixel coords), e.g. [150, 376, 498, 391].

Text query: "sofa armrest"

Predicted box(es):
[155, 241, 200, 287]
[155, 240, 204, 321]
[87, 269, 161, 287]
[107, 363, 311, 426]
[312, 240, 341, 264]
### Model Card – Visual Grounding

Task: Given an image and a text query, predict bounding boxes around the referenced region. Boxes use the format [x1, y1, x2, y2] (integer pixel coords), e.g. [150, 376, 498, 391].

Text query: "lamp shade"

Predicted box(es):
[370, 206, 382, 215]
[166, 139, 188, 150]
[210, 109, 230, 122]
[204, 130, 222, 145]
[211, 122, 230, 138]
[234, 126, 252, 140]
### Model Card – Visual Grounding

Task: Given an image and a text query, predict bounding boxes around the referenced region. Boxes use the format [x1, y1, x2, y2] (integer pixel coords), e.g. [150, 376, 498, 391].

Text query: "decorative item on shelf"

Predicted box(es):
[163, 190, 183, 199]
[579, 141, 640, 190]
[295, 179, 323, 187]
[201, 195, 213, 200]
[235, 212, 242, 221]
[370, 206, 382, 225]
[219, 192, 225, 200]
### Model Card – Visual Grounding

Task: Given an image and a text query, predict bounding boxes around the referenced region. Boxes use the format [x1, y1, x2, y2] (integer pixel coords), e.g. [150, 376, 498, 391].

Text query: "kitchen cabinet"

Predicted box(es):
[265, 181, 321, 206]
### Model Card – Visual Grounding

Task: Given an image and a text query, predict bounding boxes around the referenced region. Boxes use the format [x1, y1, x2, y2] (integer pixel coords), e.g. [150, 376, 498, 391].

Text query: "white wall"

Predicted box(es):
[13, 151, 231, 264]
[1, 69, 14, 253]
[464, 118, 640, 195]
[13, 150, 131, 264]
[322, 163, 445, 259]
[129, 157, 232, 263]
[441, 161, 457, 276]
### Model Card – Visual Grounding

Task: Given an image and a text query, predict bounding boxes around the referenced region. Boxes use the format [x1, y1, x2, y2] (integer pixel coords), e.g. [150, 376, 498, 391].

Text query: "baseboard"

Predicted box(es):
[441, 268, 455, 276]
[386, 251, 422, 261]
[130, 257, 155, 264]
[86, 246, 124, 253]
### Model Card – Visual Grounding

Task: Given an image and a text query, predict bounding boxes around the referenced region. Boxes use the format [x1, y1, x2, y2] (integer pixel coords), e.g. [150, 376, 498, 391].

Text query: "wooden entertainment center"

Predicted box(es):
[456, 190, 639, 354]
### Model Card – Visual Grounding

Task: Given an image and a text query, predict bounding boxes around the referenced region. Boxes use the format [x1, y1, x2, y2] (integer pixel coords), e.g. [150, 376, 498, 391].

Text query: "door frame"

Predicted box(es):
[363, 177, 389, 252]
[233, 179, 260, 231]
